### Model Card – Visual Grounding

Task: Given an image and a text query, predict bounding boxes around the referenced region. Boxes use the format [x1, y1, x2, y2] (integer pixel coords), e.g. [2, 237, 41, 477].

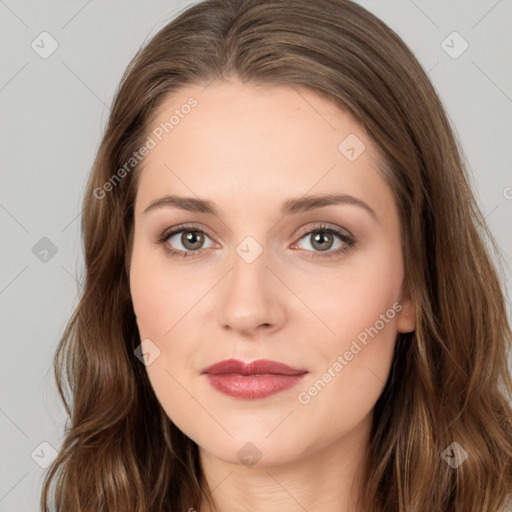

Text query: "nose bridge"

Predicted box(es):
[215, 231, 283, 333]
[228, 232, 271, 295]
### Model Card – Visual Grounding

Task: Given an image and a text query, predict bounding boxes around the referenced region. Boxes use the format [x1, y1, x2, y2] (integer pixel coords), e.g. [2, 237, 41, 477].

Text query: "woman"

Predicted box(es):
[41, 0, 512, 511]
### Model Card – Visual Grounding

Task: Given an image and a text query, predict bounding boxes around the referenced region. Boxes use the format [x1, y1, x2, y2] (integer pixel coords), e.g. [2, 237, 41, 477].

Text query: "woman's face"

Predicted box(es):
[129, 80, 415, 467]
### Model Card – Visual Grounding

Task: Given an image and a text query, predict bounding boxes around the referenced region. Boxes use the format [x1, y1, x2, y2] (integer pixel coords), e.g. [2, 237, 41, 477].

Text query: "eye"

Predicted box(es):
[158, 224, 215, 259]
[292, 223, 356, 259]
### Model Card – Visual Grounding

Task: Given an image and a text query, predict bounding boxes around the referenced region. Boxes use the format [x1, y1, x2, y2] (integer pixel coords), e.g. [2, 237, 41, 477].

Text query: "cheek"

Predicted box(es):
[310, 244, 404, 347]
[129, 244, 199, 428]
[129, 241, 190, 338]
[301, 244, 404, 401]
[295, 261, 403, 438]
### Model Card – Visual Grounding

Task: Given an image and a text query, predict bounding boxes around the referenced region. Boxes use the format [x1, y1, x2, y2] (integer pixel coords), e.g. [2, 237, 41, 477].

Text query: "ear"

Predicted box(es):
[396, 284, 416, 333]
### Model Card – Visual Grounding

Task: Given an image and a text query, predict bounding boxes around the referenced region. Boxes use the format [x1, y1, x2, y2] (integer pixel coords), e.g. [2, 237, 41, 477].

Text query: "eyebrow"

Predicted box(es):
[142, 193, 377, 220]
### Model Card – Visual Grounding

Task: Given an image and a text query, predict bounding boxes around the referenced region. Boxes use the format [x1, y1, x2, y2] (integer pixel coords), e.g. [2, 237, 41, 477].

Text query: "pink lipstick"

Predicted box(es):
[201, 358, 308, 399]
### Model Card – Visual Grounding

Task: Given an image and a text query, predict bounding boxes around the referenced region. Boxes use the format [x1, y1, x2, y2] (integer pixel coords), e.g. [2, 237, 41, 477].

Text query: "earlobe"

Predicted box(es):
[397, 297, 416, 333]
[396, 282, 416, 333]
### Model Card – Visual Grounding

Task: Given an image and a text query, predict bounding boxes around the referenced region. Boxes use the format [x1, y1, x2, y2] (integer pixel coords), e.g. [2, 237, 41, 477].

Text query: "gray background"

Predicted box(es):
[1, 0, 511, 509]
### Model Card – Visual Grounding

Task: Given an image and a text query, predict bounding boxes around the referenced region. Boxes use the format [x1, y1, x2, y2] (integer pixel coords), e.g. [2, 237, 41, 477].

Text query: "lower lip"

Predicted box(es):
[204, 373, 307, 399]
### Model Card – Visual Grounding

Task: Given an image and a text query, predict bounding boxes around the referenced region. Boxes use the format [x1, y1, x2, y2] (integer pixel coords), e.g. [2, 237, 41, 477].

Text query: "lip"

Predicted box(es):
[201, 359, 308, 400]
[201, 358, 307, 376]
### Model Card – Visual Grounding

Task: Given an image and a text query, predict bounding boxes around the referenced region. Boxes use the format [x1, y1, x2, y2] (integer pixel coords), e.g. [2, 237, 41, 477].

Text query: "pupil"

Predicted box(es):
[184, 231, 202, 249]
[313, 232, 332, 251]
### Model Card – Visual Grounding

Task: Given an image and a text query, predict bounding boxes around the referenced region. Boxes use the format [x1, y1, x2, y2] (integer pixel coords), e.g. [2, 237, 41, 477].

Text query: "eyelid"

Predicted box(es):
[294, 221, 353, 239]
[159, 221, 353, 243]
[159, 222, 217, 242]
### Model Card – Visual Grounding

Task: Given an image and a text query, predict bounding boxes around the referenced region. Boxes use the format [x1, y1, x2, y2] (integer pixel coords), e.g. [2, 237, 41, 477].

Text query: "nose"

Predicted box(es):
[215, 245, 286, 337]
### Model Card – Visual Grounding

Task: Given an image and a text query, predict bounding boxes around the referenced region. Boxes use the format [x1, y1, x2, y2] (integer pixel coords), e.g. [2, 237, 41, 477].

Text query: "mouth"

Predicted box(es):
[201, 359, 308, 399]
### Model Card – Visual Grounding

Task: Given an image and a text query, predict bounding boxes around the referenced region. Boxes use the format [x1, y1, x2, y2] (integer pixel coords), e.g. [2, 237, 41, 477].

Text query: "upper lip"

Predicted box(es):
[201, 358, 308, 376]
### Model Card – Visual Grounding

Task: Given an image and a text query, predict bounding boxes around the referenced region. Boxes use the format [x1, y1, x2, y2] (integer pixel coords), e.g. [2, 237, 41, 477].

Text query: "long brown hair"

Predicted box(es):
[41, 0, 512, 510]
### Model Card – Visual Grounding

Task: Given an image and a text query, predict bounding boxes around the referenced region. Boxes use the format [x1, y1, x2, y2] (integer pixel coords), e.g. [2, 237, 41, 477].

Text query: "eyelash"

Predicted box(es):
[157, 223, 356, 260]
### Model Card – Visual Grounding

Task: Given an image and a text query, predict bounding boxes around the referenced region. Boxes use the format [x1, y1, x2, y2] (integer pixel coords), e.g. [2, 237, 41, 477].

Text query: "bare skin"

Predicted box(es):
[129, 79, 416, 512]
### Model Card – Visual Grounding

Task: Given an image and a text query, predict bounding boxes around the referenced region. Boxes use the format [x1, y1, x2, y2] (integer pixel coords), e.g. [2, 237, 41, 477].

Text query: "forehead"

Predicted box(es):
[134, 80, 392, 219]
